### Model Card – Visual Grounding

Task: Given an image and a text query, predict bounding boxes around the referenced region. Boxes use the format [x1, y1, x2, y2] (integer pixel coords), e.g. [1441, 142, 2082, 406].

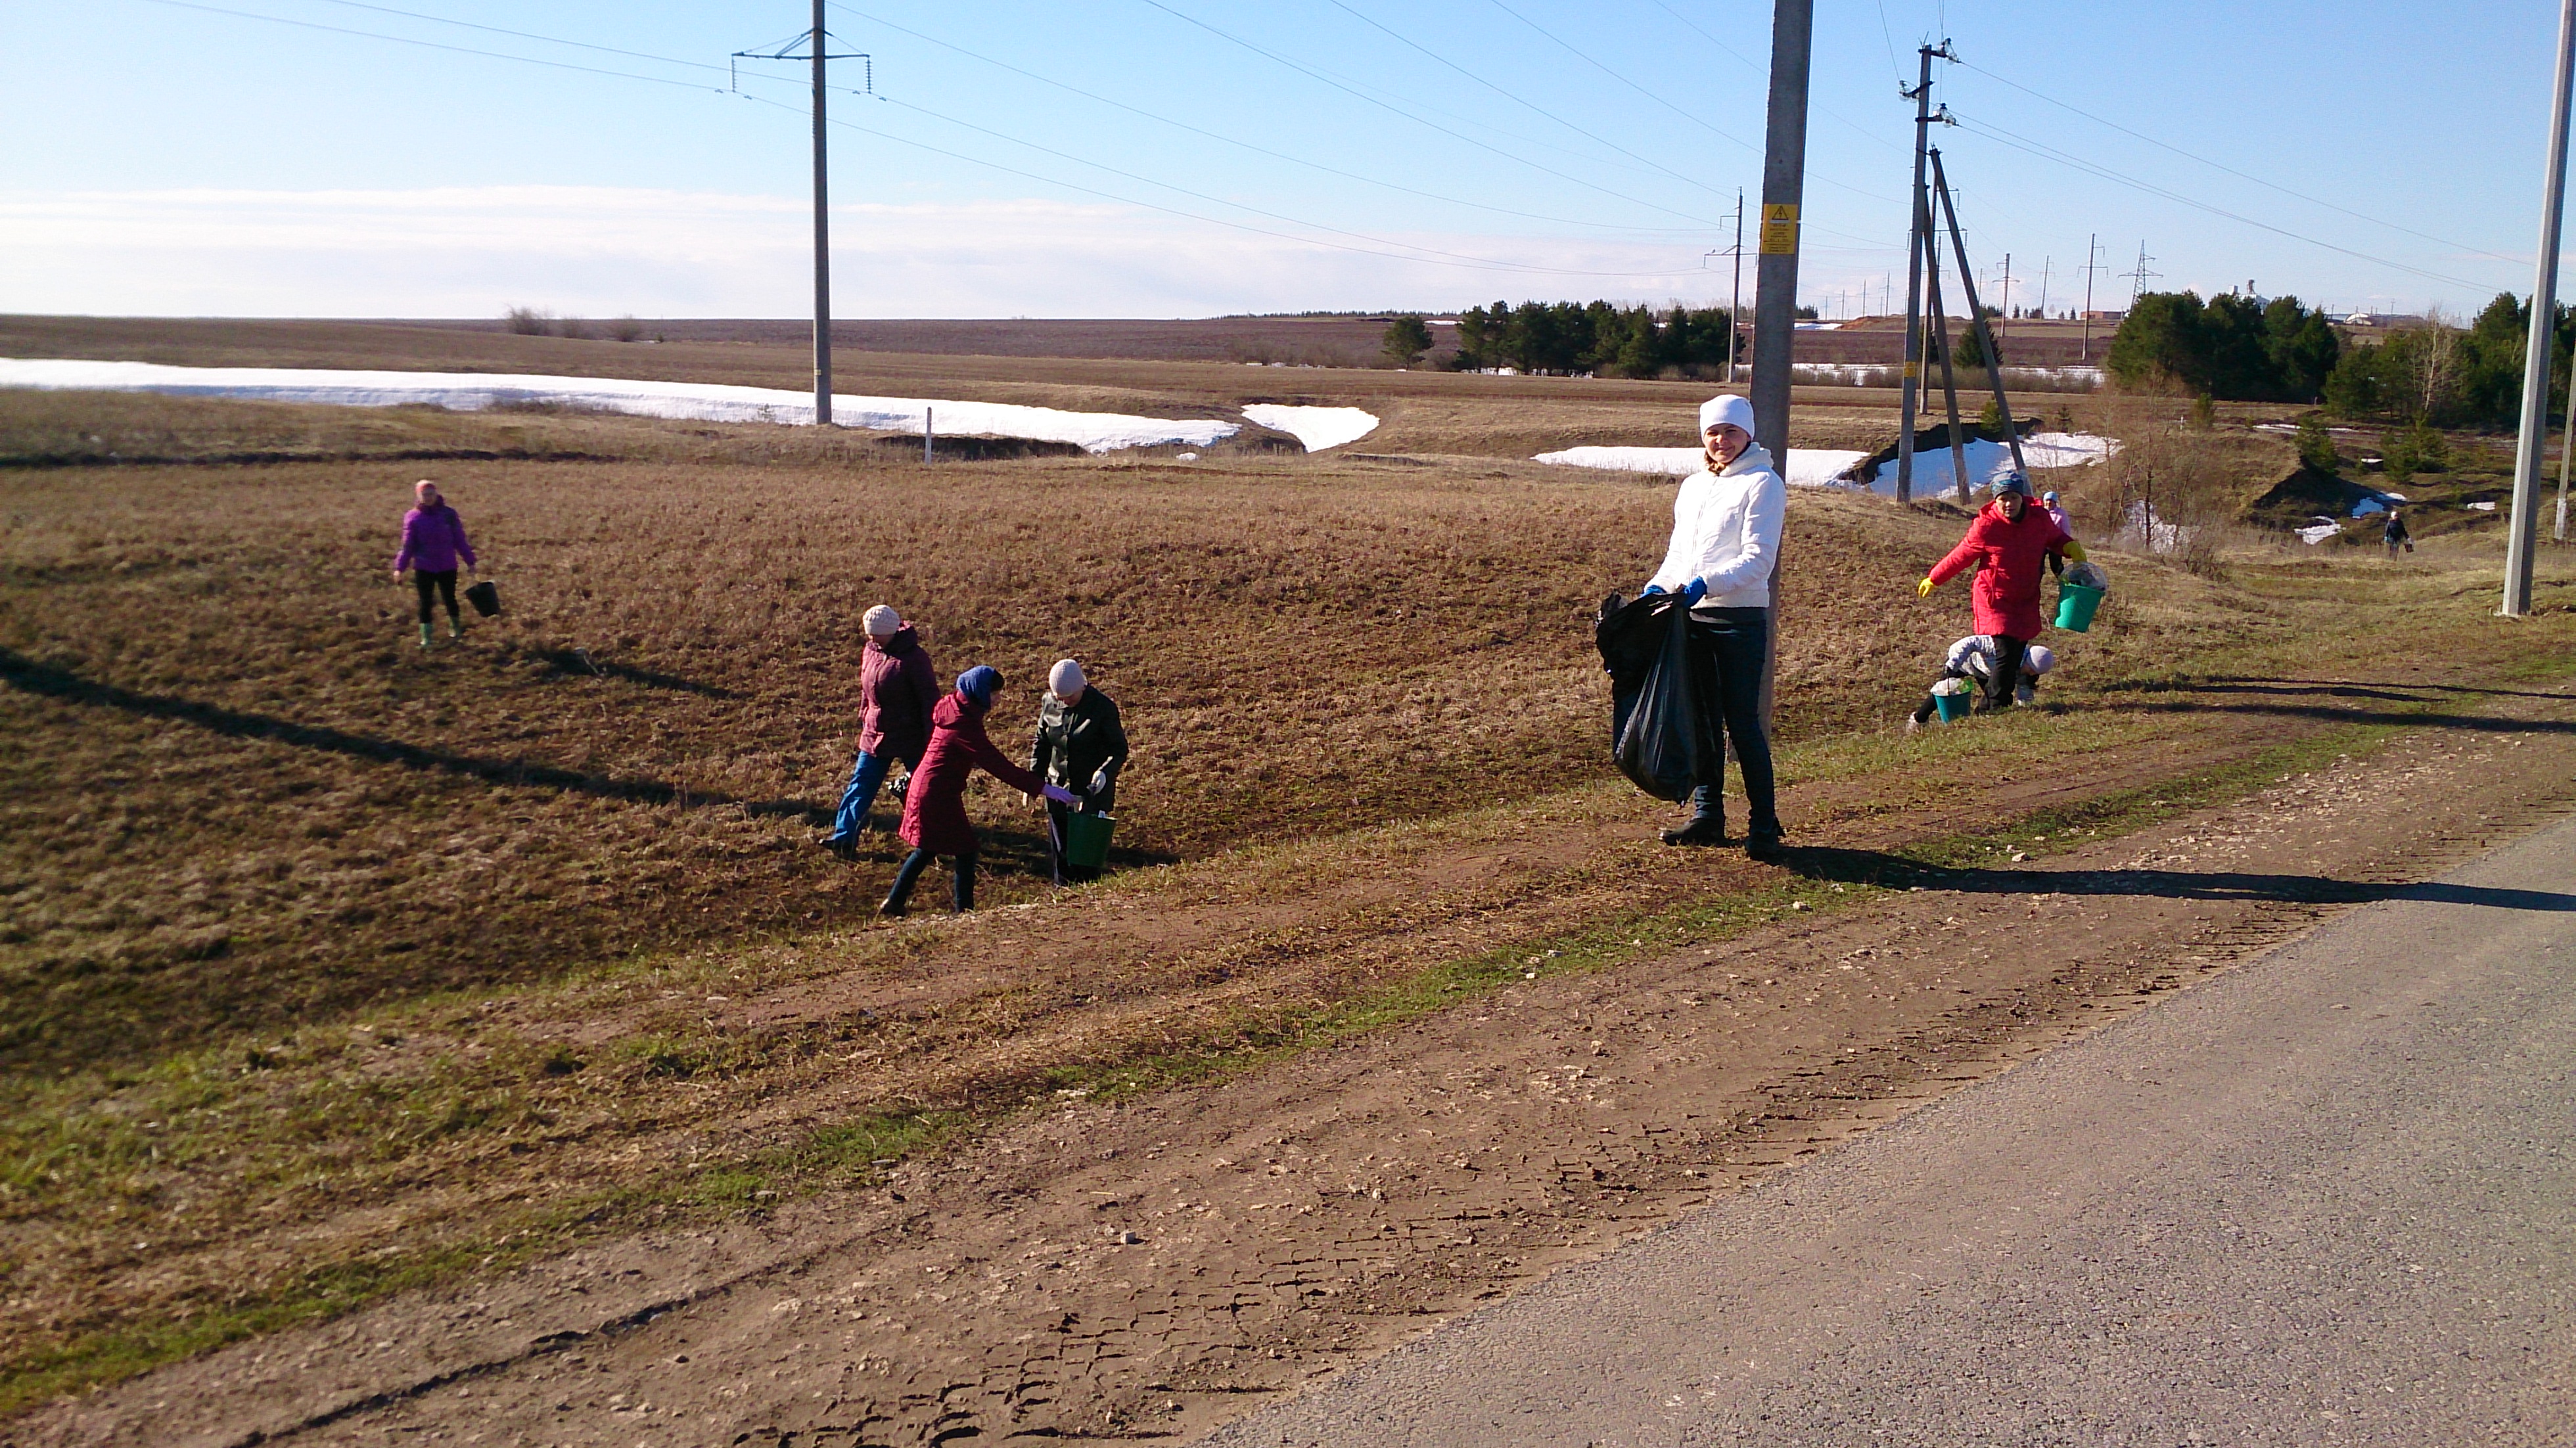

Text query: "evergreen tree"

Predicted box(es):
[1381, 315, 1434, 367]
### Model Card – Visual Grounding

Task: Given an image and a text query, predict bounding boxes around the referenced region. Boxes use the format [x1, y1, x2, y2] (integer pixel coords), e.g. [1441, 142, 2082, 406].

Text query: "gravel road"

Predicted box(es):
[1212, 811, 2576, 1447]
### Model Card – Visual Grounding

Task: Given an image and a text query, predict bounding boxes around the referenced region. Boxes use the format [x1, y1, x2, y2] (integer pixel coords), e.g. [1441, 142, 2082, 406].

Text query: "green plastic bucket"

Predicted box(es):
[1060, 811, 1116, 870]
[1932, 686, 1972, 723]
[2055, 581, 2105, 633]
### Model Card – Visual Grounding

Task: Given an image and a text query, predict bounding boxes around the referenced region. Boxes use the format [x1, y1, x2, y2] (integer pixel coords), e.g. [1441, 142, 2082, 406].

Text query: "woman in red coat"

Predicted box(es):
[883, 665, 1076, 916]
[1918, 475, 2088, 712]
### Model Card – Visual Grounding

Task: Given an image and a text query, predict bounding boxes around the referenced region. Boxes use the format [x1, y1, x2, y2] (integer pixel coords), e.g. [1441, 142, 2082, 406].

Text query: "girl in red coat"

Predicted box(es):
[1918, 476, 2088, 712]
[882, 665, 1076, 916]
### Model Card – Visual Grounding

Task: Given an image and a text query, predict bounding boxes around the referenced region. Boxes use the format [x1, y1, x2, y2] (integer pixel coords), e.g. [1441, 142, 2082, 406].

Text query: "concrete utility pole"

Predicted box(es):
[2507, 0, 2576, 616]
[1750, 0, 1814, 728]
[1730, 189, 1745, 383]
[2081, 233, 2104, 361]
[1894, 41, 1950, 505]
[809, 0, 833, 426]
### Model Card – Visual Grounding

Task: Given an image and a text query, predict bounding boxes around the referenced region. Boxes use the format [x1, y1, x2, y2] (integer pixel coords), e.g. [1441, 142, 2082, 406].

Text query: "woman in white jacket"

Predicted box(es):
[1642, 394, 1786, 857]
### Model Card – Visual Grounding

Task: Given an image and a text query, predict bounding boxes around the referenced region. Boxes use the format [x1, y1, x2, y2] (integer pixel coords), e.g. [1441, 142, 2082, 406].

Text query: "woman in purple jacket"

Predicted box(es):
[391, 479, 478, 649]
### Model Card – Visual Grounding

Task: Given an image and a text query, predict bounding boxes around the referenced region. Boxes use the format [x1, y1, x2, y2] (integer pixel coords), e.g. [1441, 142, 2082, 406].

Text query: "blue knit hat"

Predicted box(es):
[1992, 472, 2033, 499]
[955, 665, 1001, 708]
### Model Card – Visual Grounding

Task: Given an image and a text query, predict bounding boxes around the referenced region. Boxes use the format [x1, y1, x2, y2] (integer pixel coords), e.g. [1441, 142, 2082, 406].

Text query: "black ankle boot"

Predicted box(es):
[1661, 815, 1728, 847]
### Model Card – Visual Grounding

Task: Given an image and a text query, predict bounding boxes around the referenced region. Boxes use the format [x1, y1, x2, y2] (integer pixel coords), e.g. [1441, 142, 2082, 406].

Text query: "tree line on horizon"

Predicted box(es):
[2107, 289, 2576, 430]
[1381, 300, 1805, 376]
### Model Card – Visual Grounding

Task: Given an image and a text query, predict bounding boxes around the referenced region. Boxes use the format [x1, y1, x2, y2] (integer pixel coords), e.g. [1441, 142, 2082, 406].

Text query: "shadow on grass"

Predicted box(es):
[1779, 845, 2576, 913]
[532, 647, 743, 698]
[0, 646, 827, 825]
[2102, 675, 2575, 704]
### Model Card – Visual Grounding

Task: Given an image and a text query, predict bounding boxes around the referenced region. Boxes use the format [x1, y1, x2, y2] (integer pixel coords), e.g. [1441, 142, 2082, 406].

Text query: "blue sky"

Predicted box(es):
[4, 1, 2565, 319]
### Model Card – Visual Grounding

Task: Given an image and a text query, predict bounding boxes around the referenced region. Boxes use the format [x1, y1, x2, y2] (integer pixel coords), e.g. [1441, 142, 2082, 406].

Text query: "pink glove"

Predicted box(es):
[1041, 784, 1078, 806]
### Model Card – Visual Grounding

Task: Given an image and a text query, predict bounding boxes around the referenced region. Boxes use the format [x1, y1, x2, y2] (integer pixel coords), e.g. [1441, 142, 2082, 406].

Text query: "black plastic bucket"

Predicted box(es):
[464, 580, 502, 617]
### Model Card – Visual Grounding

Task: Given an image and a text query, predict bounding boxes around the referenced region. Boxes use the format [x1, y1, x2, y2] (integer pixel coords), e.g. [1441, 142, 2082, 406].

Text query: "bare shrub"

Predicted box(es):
[611, 315, 644, 343]
[503, 306, 551, 336]
[555, 315, 589, 340]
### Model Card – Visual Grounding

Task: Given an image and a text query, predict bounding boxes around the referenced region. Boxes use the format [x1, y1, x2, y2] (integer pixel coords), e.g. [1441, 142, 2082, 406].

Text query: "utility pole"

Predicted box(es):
[1730, 188, 1745, 384]
[809, 0, 831, 425]
[734, 14, 869, 428]
[1895, 39, 1954, 505]
[2037, 256, 2052, 324]
[2508, 0, 2576, 615]
[1996, 252, 2013, 348]
[2080, 233, 2104, 361]
[1930, 150, 2029, 480]
[1751, 0, 1814, 729]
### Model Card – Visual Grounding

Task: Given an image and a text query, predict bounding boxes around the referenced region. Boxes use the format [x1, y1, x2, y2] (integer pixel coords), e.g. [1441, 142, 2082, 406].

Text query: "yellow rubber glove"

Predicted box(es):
[2063, 540, 2089, 564]
[1916, 576, 1937, 599]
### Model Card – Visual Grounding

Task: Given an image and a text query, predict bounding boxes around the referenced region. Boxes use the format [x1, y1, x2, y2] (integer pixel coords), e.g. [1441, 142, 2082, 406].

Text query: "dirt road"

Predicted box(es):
[1212, 803, 2576, 1447]
[21, 685, 2576, 1448]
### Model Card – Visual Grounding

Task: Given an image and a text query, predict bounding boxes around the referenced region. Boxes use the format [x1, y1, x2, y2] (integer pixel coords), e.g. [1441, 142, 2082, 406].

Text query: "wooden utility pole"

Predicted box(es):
[2508, 0, 2576, 614]
[1751, 0, 1814, 727]
[1728, 189, 1745, 384]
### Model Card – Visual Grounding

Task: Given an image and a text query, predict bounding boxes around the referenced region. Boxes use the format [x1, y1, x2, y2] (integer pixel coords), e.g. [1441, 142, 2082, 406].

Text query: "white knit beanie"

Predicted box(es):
[1697, 394, 1756, 436]
[1048, 658, 1087, 696]
[862, 604, 901, 637]
[2022, 643, 2057, 675]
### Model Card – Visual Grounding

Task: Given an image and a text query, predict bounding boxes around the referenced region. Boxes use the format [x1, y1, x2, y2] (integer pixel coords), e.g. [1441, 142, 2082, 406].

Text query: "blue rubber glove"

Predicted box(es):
[1642, 583, 1667, 596]
[1679, 577, 1709, 606]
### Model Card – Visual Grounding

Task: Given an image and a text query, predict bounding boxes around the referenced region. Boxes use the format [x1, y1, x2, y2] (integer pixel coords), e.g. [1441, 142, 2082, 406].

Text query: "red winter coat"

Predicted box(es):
[857, 627, 939, 762]
[1929, 499, 2075, 639]
[899, 690, 1049, 857]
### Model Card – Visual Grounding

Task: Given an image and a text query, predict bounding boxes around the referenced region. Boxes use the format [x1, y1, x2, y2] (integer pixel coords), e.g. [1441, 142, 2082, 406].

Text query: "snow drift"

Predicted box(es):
[1241, 404, 1379, 451]
[0, 359, 1241, 455]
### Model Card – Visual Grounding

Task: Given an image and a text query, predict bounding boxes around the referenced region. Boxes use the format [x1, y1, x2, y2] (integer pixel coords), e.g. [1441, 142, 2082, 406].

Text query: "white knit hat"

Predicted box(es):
[1698, 394, 1756, 436]
[2022, 643, 2057, 675]
[862, 604, 901, 637]
[1048, 658, 1087, 696]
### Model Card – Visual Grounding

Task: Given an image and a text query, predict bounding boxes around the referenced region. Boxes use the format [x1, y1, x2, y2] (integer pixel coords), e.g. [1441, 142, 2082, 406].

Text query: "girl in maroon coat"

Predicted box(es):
[1918, 476, 2089, 711]
[882, 666, 1077, 916]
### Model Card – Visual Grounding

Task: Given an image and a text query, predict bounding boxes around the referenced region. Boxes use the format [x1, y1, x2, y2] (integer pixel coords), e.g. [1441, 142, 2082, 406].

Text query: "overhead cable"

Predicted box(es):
[828, 1, 1708, 236]
[1129, 0, 1728, 229]
[1954, 58, 2522, 267]
[1951, 116, 2491, 292]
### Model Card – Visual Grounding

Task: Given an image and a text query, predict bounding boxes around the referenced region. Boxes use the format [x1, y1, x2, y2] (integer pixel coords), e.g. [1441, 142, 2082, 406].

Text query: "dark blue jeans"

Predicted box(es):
[1685, 608, 1782, 840]
[828, 748, 908, 842]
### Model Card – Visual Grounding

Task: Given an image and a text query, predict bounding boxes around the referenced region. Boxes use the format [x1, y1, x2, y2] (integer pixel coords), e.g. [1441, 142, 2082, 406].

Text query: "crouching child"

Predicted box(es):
[1906, 637, 2057, 732]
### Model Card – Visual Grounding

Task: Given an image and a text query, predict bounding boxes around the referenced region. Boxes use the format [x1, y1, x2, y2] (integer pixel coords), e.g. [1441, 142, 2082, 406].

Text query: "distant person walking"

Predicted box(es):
[391, 479, 476, 650]
[821, 604, 939, 858]
[883, 666, 1077, 917]
[2383, 509, 2411, 558]
[1641, 394, 1785, 858]
[2041, 489, 2073, 577]
[1918, 475, 2086, 713]
[1029, 658, 1130, 885]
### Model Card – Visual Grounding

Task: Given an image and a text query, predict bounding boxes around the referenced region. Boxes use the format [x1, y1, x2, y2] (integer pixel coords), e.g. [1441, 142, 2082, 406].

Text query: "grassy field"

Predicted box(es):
[2, 323, 2567, 1416]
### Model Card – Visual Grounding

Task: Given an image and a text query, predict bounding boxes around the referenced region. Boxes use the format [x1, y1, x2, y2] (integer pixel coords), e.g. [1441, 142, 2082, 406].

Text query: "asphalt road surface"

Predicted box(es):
[1208, 813, 2576, 1447]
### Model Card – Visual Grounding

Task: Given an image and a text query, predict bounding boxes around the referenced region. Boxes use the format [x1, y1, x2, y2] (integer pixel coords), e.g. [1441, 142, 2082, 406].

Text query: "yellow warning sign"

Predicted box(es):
[1758, 202, 1800, 256]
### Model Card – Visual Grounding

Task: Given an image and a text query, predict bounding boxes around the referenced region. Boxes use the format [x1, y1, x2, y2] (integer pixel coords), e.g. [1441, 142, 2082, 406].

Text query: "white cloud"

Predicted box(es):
[0, 185, 1749, 318]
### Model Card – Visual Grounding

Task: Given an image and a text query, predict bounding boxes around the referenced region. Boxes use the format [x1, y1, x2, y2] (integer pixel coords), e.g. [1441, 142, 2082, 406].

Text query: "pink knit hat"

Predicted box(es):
[414, 479, 441, 505]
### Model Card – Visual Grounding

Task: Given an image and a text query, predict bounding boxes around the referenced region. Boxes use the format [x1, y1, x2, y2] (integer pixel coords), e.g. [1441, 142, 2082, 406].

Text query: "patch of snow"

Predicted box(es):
[2123, 501, 2195, 555]
[1241, 403, 1379, 451]
[2021, 431, 2121, 466]
[2468, 499, 2498, 511]
[2297, 523, 2343, 545]
[0, 359, 1239, 454]
[1529, 446, 1868, 487]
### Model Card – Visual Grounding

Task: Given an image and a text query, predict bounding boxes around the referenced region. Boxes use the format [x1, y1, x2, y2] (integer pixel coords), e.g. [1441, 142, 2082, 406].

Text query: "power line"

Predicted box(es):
[303, 0, 730, 76]
[1477, 0, 1760, 157]
[1954, 58, 2521, 267]
[1952, 113, 2494, 292]
[1129, 0, 1732, 231]
[135, 0, 727, 92]
[831, 1, 1708, 237]
[738, 91, 1734, 282]
[1323, 0, 1743, 205]
[143, 0, 1745, 284]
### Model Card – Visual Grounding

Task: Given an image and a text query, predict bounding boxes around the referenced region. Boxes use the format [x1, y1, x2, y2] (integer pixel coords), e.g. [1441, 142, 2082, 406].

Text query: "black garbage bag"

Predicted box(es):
[1595, 590, 1714, 802]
